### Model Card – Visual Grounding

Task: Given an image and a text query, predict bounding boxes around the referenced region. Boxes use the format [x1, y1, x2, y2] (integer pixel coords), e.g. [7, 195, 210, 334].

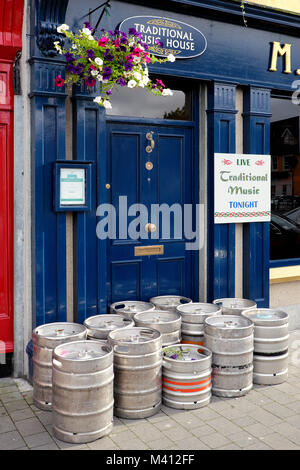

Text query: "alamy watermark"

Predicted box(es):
[96, 196, 204, 250]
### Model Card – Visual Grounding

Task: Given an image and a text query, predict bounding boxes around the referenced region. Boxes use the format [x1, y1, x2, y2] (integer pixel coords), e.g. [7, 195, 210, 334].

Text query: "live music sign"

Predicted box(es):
[214, 153, 271, 224]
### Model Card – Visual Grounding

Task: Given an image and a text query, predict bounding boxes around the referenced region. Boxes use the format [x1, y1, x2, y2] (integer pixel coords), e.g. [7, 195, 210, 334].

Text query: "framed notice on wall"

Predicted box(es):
[53, 161, 93, 212]
[214, 153, 271, 224]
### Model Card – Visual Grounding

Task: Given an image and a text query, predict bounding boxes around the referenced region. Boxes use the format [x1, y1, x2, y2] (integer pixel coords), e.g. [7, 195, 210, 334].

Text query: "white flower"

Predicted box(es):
[123, 71, 132, 79]
[88, 35, 95, 41]
[97, 75, 103, 82]
[133, 71, 142, 81]
[103, 100, 112, 109]
[133, 56, 141, 63]
[95, 57, 103, 66]
[93, 96, 102, 104]
[128, 80, 137, 88]
[162, 88, 173, 96]
[167, 54, 176, 62]
[91, 70, 99, 76]
[54, 41, 62, 53]
[138, 81, 145, 88]
[82, 28, 91, 35]
[142, 75, 150, 86]
[72, 44, 77, 49]
[144, 67, 149, 76]
[57, 24, 69, 34]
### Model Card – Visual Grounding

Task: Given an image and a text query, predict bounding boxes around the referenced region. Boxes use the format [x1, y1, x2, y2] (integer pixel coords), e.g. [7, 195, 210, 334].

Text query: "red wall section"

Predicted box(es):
[0, 0, 24, 354]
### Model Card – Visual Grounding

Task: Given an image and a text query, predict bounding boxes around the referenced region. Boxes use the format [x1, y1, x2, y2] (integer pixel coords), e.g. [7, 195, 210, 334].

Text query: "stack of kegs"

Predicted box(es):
[242, 308, 289, 385]
[204, 315, 254, 397]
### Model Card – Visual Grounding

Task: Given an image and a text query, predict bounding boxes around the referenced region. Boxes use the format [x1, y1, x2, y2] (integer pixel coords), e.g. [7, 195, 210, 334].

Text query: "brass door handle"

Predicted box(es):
[145, 223, 157, 233]
[146, 132, 155, 153]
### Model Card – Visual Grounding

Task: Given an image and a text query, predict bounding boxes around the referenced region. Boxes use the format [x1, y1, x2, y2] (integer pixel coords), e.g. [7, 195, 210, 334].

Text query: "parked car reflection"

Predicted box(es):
[284, 207, 300, 227]
[270, 213, 300, 260]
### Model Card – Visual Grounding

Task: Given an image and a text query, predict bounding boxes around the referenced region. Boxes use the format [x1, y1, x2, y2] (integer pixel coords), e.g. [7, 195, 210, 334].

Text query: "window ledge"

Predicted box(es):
[270, 265, 300, 284]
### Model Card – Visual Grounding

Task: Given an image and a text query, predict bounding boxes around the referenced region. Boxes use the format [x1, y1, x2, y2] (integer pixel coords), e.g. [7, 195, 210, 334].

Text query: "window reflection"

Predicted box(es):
[270, 96, 300, 260]
[106, 78, 192, 120]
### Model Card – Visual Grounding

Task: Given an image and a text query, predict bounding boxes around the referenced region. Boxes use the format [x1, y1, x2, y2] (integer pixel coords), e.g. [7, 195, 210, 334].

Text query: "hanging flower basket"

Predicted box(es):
[54, 23, 176, 109]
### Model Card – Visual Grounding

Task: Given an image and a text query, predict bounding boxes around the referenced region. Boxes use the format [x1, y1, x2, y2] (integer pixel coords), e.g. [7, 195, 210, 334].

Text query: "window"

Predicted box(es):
[270, 95, 300, 261]
[106, 77, 193, 120]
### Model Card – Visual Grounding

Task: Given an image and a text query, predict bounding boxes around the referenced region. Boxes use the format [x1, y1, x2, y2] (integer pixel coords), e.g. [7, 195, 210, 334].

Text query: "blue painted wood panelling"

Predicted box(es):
[207, 82, 237, 301]
[243, 87, 271, 307]
[30, 60, 67, 327]
[72, 89, 107, 323]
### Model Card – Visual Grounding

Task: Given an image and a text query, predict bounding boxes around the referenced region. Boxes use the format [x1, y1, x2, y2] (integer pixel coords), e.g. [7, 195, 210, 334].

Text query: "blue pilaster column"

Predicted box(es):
[30, 0, 69, 326]
[72, 84, 107, 323]
[243, 87, 271, 307]
[207, 82, 237, 301]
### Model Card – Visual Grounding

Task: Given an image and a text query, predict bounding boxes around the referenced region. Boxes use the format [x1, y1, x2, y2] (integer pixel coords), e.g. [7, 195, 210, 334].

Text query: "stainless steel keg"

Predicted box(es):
[52, 340, 114, 443]
[150, 295, 192, 312]
[162, 344, 212, 409]
[133, 310, 181, 346]
[84, 314, 134, 340]
[110, 301, 155, 319]
[108, 327, 162, 419]
[177, 303, 221, 346]
[242, 309, 289, 385]
[32, 322, 87, 410]
[213, 298, 257, 316]
[204, 315, 254, 397]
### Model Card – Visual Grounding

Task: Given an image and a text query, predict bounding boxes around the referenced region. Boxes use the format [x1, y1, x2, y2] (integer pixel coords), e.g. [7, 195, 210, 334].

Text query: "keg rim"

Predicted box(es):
[241, 308, 289, 323]
[134, 310, 181, 324]
[33, 322, 86, 339]
[53, 340, 113, 361]
[108, 326, 162, 343]
[177, 302, 222, 315]
[162, 343, 212, 362]
[204, 314, 254, 329]
[149, 295, 192, 307]
[84, 314, 134, 329]
[110, 300, 155, 312]
[213, 298, 257, 309]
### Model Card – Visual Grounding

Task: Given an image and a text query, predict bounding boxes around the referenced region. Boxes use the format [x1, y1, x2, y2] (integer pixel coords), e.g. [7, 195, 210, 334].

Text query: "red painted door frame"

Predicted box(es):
[0, 0, 24, 355]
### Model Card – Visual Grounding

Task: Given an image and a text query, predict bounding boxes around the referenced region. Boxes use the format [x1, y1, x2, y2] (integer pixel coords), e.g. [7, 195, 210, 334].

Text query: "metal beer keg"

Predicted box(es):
[52, 340, 114, 443]
[204, 315, 254, 397]
[84, 314, 134, 340]
[108, 327, 162, 419]
[133, 310, 181, 346]
[162, 344, 212, 409]
[213, 298, 257, 316]
[242, 309, 289, 385]
[32, 322, 87, 410]
[150, 295, 192, 312]
[177, 303, 221, 346]
[110, 301, 155, 319]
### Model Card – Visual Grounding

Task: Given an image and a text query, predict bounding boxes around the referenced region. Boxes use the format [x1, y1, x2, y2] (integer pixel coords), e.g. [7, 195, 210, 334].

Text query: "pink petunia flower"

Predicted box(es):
[98, 37, 110, 47]
[55, 75, 65, 87]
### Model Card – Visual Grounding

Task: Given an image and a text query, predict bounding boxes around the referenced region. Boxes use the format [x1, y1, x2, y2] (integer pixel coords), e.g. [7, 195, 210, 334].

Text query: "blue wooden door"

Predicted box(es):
[106, 122, 194, 304]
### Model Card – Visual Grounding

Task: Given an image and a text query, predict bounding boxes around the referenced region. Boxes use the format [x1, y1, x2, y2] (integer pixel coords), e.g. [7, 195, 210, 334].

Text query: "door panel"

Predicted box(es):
[106, 122, 194, 305]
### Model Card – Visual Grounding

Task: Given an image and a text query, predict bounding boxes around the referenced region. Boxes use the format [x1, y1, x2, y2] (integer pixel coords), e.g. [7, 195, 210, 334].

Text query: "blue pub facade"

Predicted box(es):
[28, 0, 300, 341]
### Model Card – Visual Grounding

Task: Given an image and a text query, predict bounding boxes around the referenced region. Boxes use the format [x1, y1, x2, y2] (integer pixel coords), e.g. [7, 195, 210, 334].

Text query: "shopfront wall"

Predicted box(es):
[0, 0, 24, 375]
[28, 0, 300, 345]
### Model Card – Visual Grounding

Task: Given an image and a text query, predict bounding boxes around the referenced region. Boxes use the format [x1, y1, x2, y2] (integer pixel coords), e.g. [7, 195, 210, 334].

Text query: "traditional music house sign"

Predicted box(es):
[214, 154, 271, 224]
[119, 16, 207, 58]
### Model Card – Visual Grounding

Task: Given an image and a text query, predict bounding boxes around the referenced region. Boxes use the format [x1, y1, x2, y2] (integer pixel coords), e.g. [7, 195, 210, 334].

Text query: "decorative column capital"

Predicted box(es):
[35, 0, 69, 57]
